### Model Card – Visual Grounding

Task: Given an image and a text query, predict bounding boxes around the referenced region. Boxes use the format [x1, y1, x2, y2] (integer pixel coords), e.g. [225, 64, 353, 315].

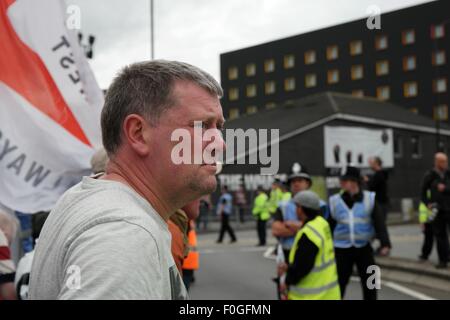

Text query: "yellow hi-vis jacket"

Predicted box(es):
[288, 216, 341, 300]
[282, 191, 292, 201]
[268, 188, 284, 215]
[252, 193, 270, 221]
[418, 202, 433, 224]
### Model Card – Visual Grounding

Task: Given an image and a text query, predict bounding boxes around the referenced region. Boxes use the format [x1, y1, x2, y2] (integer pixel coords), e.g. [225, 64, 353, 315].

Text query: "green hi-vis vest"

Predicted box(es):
[288, 216, 341, 300]
[268, 188, 284, 214]
[252, 193, 271, 221]
[418, 202, 433, 223]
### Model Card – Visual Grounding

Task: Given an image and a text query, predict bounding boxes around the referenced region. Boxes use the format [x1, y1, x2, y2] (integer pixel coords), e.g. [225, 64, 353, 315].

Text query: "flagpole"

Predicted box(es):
[150, 0, 154, 60]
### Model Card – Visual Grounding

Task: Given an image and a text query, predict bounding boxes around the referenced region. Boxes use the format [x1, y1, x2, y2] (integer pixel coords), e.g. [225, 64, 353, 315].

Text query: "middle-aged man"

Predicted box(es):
[29, 60, 225, 299]
[421, 152, 450, 269]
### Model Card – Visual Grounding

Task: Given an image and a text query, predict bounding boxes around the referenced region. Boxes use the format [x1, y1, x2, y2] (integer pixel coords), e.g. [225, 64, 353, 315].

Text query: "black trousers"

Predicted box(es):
[257, 219, 267, 245]
[217, 214, 236, 242]
[335, 244, 377, 300]
[421, 223, 434, 259]
[182, 269, 194, 291]
[433, 212, 450, 264]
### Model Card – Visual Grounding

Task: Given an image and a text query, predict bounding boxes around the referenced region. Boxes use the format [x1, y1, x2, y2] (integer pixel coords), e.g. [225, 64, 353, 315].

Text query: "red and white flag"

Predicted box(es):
[0, 0, 103, 213]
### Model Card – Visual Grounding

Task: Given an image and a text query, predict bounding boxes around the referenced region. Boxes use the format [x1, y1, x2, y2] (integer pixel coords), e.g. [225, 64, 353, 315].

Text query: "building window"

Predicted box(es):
[402, 29, 415, 45]
[229, 108, 240, 120]
[327, 70, 339, 84]
[376, 86, 390, 100]
[305, 74, 317, 88]
[410, 107, 419, 114]
[375, 35, 388, 50]
[403, 55, 416, 71]
[394, 135, 403, 158]
[304, 50, 316, 65]
[228, 66, 238, 80]
[411, 135, 422, 158]
[326, 45, 339, 60]
[264, 59, 275, 73]
[431, 24, 445, 39]
[265, 81, 276, 95]
[351, 65, 364, 80]
[432, 50, 446, 66]
[284, 77, 296, 91]
[246, 84, 257, 97]
[434, 78, 448, 93]
[352, 90, 364, 97]
[284, 54, 295, 69]
[246, 63, 256, 77]
[265, 102, 277, 110]
[404, 82, 418, 98]
[434, 104, 448, 121]
[350, 40, 363, 56]
[376, 60, 389, 76]
[246, 105, 258, 115]
[229, 87, 239, 101]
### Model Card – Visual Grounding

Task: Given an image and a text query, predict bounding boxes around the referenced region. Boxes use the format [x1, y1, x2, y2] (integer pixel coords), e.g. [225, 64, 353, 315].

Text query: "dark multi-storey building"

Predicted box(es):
[220, 0, 450, 123]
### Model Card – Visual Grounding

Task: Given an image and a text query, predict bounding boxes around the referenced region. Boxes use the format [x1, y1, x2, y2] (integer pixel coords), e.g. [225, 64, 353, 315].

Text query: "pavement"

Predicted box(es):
[191, 213, 450, 299]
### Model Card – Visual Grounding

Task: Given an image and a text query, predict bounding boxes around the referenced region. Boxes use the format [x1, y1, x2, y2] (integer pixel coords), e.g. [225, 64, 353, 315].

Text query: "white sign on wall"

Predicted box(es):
[324, 126, 394, 168]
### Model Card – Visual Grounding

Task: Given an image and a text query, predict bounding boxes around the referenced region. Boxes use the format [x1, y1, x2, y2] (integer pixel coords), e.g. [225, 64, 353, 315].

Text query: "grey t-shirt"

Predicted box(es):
[28, 176, 188, 300]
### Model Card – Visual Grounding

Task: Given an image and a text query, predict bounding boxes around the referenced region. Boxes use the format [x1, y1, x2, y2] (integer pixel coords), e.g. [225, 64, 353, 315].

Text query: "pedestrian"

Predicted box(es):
[329, 165, 391, 300]
[216, 186, 237, 243]
[235, 186, 248, 223]
[182, 219, 199, 291]
[267, 179, 284, 217]
[364, 156, 392, 256]
[198, 195, 211, 231]
[29, 60, 225, 299]
[420, 152, 450, 268]
[278, 191, 341, 300]
[0, 210, 19, 300]
[252, 186, 270, 246]
[280, 182, 291, 202]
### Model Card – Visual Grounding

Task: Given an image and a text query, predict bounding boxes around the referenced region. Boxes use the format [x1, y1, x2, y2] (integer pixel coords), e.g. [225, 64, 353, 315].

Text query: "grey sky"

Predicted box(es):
[69, 0, 433, 89]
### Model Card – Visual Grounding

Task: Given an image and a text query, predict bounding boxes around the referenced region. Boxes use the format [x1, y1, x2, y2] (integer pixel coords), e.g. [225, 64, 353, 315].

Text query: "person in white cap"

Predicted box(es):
[278, 190, 340, 300]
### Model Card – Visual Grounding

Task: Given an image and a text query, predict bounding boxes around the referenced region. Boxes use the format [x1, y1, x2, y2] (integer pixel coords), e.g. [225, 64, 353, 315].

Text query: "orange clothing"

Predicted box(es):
[182, 227, 199, 270]
[168, 220, 185, 274]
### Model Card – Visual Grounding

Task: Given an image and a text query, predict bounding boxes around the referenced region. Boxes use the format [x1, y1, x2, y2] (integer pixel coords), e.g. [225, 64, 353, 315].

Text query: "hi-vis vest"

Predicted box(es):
[288, 216, 341, 300]
[182, 229, 199, 270]
[329, 191, 375, 248]
[252, 193, 270, 221]
[268, 188, 284, 214]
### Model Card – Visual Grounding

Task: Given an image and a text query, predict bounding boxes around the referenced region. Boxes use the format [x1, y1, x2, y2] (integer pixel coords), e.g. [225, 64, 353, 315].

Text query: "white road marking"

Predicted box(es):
[350, 276, 436, 300]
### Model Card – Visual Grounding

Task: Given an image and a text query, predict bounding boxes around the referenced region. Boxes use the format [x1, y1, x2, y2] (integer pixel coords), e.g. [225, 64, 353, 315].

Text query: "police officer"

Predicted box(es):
[252, 186, 270, 246]
[328, 166, 391, 300]
[272, 163, 328, 260]
[278, 191, 340, 300]
[268, 179, 284, 216]
[216, 186, 237, 243]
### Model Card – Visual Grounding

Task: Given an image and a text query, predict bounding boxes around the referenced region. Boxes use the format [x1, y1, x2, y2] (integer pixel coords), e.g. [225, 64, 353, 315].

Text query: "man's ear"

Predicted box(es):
[122, 114, 151, 156]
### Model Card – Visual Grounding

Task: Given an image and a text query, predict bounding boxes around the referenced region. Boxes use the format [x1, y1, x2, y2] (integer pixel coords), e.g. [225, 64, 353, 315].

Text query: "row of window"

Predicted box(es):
[228, 103, 449, 122]
[228, 24, 446, 80]
[228, 76, 448, 101]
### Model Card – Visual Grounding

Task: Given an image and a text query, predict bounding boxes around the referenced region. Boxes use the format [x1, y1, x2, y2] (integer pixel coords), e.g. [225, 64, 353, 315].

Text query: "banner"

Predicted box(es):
[0, 0, 103, 213]
[324, 126, 394, 168]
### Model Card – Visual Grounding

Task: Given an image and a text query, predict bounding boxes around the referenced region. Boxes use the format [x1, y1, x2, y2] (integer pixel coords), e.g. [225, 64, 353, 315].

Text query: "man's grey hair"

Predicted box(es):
[0, 210, 19, 244]
[101, 60, 223, 155]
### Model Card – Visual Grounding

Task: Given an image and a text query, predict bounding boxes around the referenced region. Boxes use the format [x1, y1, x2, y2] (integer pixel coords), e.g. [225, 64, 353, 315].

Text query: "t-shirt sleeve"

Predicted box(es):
[58, 220, 164, 300]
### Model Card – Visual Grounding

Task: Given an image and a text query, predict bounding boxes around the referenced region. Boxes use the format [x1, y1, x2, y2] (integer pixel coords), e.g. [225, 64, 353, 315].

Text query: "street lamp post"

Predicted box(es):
[150, 0, 154, 60]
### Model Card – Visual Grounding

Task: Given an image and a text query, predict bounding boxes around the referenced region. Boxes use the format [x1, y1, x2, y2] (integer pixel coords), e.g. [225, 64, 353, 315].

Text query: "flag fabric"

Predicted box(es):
[0, 0, 103, 213]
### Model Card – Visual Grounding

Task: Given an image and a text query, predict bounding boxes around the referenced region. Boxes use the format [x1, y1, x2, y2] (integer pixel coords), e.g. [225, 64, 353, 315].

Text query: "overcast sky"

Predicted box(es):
[68, 0, 433, 89]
